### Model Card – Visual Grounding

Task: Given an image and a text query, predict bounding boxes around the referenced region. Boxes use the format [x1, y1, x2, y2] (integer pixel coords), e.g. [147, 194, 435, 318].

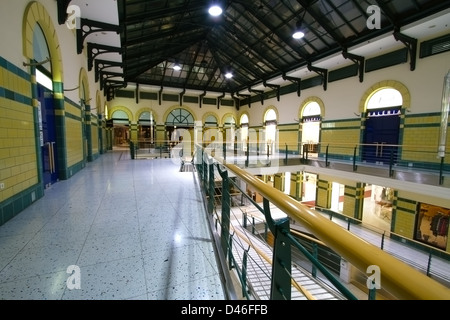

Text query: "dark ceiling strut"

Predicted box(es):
[95, 59, 123, 82]
[76, 18, 121, 54]
[342, 49, 365, 83]
[282, 73, 301, 97]
[232, 2, 305, 67]
[181, 42, 203, 90]
[236, 93, 251, 108]
[99, 71, 124, 90]
[199, 91, 206, 108]
[56, 0, 73, 25]
[307, 63, 328, 91]
[135, 83, 139, 104]
[224, 6, 290, 72]
[104, 81, 127, 101]
[217, 92, 225, 109]
[160, 61, 169, 92]
[374, 0, 396, 26]
[263, 80, 280, 101]
[180, 88, 185, 106]
[207, 26, 265, 83]
[321, 0, 359, 36]
[248, 87, 265, 105]
[88, 43, 122, 71]
[294, 0, 344, 46]
[393, 31, 417, 71]
[231, 92, 241, 111]
[237, 0, 311, 60]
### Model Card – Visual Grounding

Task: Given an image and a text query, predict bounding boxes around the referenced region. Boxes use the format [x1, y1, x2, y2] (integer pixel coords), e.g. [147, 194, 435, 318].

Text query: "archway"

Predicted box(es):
[138, 110, 156, 147]
[222, 114, 236, 151]
[362, 87, 403, 164]
[111, 110, 130, 147]
[34, 24, 58, 188]
[264, 108, 277, 155]
[165, 108, 195, 149]
[301, 101, 321, 156]
[239, 113, 249, 152]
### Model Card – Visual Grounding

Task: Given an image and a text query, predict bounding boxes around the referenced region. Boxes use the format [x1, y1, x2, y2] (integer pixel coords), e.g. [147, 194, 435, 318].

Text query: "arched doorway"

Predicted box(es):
[239, 114, 249, 153]
[301, 101, 321, 156]
[138, 111, 155, 148]
[264, 108, 277, 155]
[362, 88, 402, 164]
[111, 110, 130, 147]
[203, 114, 219, 145]
[223, 114, 236, 151]
[34, 24, 58, 188]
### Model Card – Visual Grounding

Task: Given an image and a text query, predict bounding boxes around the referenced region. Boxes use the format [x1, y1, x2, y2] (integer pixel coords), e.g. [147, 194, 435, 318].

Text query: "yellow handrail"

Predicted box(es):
[216, 157, 450, 300]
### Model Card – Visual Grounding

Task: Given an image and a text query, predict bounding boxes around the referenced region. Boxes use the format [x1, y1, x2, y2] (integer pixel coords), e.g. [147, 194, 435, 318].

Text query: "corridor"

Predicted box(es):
[0, 149, 225, 300]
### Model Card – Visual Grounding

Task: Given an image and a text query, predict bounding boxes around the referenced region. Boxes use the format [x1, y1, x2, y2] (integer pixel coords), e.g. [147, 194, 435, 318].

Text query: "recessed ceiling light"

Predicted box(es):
[292, 31, 305, 39]
[208, 5, 223, 16]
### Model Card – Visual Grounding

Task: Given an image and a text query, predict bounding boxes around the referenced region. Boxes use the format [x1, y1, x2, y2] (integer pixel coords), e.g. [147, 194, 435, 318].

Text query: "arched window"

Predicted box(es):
[367, 88, 402, 110]
[240, 114, 249, 151]
[166, 108, 194, 142]
[301, 101, 321, 154]
[264, 108, 277, 154]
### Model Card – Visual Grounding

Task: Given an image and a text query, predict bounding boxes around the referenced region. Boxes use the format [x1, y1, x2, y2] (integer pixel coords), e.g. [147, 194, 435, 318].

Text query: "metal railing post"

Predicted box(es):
[263, 198, 291, 300]
[208, 161, 215, 214]
[217, 164, 231, 258]
[389, 149, 394, 177]
[285, 143, 288, 164]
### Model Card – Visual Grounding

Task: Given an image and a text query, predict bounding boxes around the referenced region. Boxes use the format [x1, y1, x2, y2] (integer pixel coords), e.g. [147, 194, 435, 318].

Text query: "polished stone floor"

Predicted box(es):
[0, 149, 225, 300]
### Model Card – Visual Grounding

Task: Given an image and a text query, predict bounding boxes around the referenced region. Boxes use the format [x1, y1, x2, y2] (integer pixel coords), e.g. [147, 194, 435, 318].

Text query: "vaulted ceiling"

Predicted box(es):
[58, 0, 450, 100]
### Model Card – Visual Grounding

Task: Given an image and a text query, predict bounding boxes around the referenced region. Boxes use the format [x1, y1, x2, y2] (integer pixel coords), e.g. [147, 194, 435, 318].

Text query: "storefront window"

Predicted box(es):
[416, 203, 449, 250]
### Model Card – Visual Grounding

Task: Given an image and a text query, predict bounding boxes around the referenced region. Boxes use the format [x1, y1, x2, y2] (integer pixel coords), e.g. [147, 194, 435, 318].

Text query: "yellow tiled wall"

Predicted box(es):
[65, 115, 83, 167]
[316, 179, 331, 208]
[91, 118, 99, 153]
[277, 123, 298, 151]
[402, 115, 445, 163]
[289, 172, 301, 200]
[320, 120, 361, 155]
[0, 71, 37, 202]
[393, 198, 416, 238]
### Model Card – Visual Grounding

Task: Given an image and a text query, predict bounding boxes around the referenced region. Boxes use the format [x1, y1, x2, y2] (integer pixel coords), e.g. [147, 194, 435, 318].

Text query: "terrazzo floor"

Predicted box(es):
[0, 149, 225, 300]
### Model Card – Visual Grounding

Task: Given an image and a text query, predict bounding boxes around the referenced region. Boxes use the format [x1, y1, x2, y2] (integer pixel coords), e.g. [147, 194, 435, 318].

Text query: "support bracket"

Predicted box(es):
[248, 87, 264, 105]
[77, 18, 122, 54]
[393, 31, 417, 71]
[342, 49, 365, 83]
[88, 43, 122, 71]
[308, 64, 328, 91]
[95, 59, 123, 82]
[217, 92, 225, 109]
[282, 73, 301, 96]
[236, 93, 251, 108]
[263, 81, 280, 101]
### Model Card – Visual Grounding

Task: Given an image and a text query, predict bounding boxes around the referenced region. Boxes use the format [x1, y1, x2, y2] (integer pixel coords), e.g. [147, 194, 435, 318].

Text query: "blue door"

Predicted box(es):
[37, 84, 58, 187]
[363, 111, 400, 164]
